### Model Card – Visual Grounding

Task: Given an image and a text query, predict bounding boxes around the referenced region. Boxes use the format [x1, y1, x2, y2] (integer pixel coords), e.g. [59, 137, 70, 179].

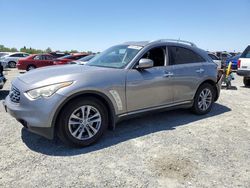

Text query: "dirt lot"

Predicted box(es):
[0, 68, 249, 188]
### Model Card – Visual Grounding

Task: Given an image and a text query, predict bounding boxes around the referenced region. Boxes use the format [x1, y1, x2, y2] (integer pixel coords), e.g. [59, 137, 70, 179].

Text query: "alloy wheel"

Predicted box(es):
[198, 88, 212, 111]
[68, 105, 102, 140]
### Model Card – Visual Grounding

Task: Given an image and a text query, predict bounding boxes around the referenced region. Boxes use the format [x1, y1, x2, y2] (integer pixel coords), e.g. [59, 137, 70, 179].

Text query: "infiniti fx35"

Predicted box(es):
[4, 39, 222, 147]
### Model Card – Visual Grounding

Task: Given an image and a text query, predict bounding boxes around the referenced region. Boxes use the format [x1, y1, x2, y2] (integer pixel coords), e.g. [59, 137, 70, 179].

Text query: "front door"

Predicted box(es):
[126, 46, 174, 112]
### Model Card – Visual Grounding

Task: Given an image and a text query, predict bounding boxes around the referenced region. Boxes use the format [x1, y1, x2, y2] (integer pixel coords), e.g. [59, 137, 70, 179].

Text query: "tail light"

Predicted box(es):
[237, 60, 241, 68]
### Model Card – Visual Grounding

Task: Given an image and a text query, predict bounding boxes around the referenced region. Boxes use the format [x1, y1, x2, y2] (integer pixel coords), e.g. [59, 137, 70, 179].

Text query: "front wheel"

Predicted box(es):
[243, 77, 250, 87]
[26, 65, 36, 71]
[192, 83, 215, 115]
[8, 61, 16, 68]
[57, 97, 108, 147]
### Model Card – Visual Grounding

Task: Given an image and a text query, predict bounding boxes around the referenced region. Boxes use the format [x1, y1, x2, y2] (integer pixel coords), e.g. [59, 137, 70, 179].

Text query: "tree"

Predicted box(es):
[45, 47, 52, 53]
[20, 46, 27, 52]
[70, 50, 79, 53]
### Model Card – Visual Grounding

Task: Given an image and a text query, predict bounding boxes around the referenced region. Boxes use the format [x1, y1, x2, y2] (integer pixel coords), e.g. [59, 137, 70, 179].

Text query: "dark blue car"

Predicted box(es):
[225, 54, 241, 70]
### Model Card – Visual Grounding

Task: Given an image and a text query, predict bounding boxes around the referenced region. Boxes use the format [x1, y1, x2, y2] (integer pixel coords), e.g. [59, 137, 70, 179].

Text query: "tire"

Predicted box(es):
[26, 65, 36, 71]
[192, 83, 215, 115]
[243, 77, 250, 87]
[57, 97, 108, 147]
[8, 61, 16, 68]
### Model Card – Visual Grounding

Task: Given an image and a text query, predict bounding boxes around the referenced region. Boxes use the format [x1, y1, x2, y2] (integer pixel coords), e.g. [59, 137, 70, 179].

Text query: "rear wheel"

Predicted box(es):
[8, 61, 16, 68]
[57, 97, 108, 147]
[192, 83, 215, 115]
[243, 77, 250, 87]
[26, 65, 36, 71]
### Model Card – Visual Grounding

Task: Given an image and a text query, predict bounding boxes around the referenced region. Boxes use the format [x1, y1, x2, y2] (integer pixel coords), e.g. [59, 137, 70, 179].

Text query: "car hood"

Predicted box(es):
[17, 65, 111, 86]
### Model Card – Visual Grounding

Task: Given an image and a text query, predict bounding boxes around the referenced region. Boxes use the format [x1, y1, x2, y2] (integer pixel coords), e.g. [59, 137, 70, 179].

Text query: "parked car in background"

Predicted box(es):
[237, 45, 250, 86]
[225, 54, 241, 70]
[0, 52, 11, 57]
[0, 52, 12, 68]
[215, 52, 232, 67]
[4, 39, 222, 147]
[67, 54, 96, 65]
[17, 54, 55, 71]
[53, 53, 89, 65]
[208, 53, 221, 69]
[0, 52, 30, 68]
[49, 52, 70, 58]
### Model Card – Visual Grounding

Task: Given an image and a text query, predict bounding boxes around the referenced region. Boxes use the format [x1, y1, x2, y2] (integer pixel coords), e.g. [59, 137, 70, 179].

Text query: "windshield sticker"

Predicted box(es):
[128, 46, 143, 50]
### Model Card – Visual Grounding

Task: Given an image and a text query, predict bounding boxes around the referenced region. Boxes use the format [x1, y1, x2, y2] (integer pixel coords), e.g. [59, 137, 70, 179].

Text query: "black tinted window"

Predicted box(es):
[208, 54, 219, 60]
[242, 46, 250, 58]
[168, 46, 205, 65]
[34, 55, 43, 60]
[45, 55, 54, 60]
[10, 53, 23, 57]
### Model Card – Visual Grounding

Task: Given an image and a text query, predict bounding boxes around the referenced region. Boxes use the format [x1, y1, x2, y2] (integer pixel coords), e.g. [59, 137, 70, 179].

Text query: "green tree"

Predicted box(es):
[45, 47, 52, 53]
[70, 50, 79, 53]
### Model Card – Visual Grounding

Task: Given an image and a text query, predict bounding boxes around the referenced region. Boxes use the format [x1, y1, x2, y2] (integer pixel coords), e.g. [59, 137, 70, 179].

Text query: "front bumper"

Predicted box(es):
[3, 91, 66, 139]
[237, 70, 250, 77]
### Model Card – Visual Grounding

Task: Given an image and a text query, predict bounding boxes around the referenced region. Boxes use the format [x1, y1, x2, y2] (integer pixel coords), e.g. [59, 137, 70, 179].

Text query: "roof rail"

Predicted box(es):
[151, 39, 197, 47]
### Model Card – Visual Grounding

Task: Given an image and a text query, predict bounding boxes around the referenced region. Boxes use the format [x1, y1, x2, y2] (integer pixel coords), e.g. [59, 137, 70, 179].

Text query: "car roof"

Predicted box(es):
[123, 39, 197, 48]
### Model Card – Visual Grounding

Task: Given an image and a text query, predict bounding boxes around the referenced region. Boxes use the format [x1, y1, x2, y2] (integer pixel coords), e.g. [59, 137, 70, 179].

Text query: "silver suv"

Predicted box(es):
[4, 39, 222, 147]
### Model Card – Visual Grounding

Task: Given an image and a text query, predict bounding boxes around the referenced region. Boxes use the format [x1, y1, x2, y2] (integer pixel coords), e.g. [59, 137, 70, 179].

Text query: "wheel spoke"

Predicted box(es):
[69, 120, 81, 125]
[77, 128, 85, 139]
[86, 106, 91, 118]
[71, 125, 81, 137]
[88, 113, 100, 120]
[85, 126, 93, 138]
[90, 117, 101, 123]
[88, 124, 98, 134]
[70, 114, 82, 121]
[80, 106, 86, 120]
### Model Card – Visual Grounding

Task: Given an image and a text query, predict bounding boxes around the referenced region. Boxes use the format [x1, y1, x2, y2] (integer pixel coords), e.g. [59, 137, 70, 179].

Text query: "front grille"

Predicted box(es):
[9, 86, 21, 103]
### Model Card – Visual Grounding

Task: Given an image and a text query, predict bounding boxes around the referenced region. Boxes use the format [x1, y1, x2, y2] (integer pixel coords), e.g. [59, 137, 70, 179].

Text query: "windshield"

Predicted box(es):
[86, 45, 142, 68]
[79, 55, 95, 62]
[58, 55, 73, 59]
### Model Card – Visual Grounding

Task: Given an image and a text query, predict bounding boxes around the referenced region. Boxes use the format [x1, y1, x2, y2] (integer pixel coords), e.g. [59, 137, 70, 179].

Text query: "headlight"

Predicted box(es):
[26, 81, 73, 99]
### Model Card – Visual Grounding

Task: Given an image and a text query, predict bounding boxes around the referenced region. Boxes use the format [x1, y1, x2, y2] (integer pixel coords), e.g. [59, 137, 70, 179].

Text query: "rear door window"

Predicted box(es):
[34, 55, 42, 60]
[208, 54, 219, 60]
[168, 46, 205, 65]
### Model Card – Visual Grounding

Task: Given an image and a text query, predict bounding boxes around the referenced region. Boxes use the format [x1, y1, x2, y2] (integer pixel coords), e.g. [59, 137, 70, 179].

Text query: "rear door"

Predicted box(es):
[168, 46, 206, 102]
[239, 46, 250, 71]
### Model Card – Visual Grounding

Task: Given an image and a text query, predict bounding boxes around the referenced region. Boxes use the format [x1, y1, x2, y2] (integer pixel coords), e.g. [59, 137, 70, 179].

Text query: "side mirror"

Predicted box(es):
[136, 58, 154, 69]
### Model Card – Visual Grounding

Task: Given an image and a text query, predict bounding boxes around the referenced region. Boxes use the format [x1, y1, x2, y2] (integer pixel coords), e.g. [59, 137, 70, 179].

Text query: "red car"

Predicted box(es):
[17, 54, 55, 71]
[53, 53, 88, 65]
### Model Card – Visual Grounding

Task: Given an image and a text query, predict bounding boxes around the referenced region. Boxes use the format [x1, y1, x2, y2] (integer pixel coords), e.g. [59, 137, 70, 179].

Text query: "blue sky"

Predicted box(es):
[0, 0, 249, 52]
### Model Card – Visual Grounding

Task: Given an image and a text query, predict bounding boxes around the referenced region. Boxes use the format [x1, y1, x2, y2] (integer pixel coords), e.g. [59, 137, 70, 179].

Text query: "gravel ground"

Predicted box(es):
[0, 69, 250, 188]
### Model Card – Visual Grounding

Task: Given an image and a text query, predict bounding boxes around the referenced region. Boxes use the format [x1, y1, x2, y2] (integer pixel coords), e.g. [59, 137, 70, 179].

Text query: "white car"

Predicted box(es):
[1, 52, 29, 68]
[208, 53, 222, 69]
[237, 45, 250, 86]
[0, 52, 11, 57]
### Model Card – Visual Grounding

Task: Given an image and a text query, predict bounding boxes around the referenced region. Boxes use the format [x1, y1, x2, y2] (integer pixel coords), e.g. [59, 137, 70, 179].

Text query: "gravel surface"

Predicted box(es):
[0, 69, 250, 188]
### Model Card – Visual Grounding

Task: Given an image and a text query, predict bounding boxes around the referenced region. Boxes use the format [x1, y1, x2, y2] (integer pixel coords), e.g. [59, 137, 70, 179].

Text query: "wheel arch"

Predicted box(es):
[197, 79, 219, 101]
[52, 91, 117, 137]
[26, 64, 37, 71]
[8, 60, 17, 67]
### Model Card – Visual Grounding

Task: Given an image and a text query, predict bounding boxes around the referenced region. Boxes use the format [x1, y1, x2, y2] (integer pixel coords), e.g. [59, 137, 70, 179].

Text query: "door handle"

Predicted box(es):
[163, 71, 174, 77]
[196, 68, 205, 73]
